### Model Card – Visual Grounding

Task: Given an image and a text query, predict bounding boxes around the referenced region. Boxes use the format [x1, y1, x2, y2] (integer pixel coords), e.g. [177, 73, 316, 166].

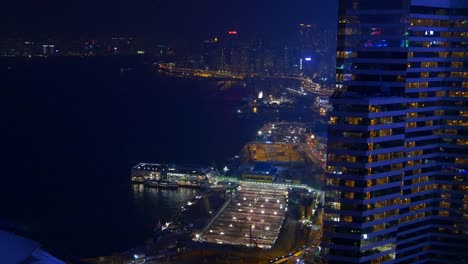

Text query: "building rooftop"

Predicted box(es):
[202, 183, 288, 248]
[132, 163, 164, 171]
[0, 230, 63, 264]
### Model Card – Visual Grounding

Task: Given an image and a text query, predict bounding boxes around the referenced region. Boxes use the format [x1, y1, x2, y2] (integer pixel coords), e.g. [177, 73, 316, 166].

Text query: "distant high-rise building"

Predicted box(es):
[109, 37, 135, 55]
[298, 23, 335, 77]
[298, 23, 315, 69]
[323, 0, 467, 263]
[22, 41, 36, 56]
[42, 44, 56, 56]
[299, 23, 314, 50]
[223, 30, 240, 72]
[231, 46, 250, 73]
[202, 38, 223, 71]
[250, 36, 265, 75]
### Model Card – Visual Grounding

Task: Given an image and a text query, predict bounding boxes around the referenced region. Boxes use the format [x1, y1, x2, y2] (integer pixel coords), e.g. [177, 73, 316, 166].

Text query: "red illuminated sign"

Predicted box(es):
[228, 31, 238, 35]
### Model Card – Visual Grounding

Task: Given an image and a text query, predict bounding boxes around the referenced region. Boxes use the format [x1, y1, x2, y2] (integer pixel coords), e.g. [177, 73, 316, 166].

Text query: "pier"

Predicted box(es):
[198, 182, 289, 248]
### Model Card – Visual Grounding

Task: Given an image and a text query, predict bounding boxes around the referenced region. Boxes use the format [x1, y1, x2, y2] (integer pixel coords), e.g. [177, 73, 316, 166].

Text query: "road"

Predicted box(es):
[157, 63, 333, 96]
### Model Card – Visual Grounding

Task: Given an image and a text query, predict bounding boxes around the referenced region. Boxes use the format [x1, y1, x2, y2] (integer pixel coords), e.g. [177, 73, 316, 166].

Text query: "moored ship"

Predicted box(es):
[131, 176, 145, 183]
[145, 179, 178, 188]
[131, 163, 218, 188]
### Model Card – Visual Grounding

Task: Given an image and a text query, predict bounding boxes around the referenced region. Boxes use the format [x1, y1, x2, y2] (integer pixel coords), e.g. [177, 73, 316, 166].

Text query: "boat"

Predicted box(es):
[145, 179, 178, 189]
[131, 176, 145, 183]
[158, 180, 178, 188]
[131, 163, 217, 188]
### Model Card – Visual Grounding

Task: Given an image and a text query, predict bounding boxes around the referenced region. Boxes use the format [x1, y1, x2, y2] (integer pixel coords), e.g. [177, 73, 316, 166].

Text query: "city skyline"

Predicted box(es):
[1, 0, 466, 263]
[0, 22, 338, 88]
[1, 0, 338, 43]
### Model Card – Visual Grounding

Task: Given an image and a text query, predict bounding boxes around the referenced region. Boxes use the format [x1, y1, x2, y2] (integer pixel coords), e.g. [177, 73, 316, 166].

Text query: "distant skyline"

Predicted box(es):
[1, 0, 338, 43]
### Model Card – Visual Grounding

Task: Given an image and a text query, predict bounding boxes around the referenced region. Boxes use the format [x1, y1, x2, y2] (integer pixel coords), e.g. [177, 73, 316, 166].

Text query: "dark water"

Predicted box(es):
[0, 57, 262, 258]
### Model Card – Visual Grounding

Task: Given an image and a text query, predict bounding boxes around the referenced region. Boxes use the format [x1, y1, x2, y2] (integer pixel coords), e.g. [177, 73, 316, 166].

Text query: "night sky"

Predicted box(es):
[2, 0, 338, 42]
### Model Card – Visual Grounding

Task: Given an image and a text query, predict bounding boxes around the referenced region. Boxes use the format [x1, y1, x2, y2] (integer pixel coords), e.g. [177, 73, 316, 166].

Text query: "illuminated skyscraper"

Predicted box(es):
[250, 36, 265, 74]
[203, 38, 223, 71]
[224, 30, 240, 72]
[323, 0, 467, 263]
[299, 23, 314, 50]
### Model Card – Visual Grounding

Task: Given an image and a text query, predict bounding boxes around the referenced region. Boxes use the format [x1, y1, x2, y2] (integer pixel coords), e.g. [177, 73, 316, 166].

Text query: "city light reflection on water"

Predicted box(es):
[1, 59, 260, 258]
[132, 183, 145, 199]
[131, 184, 200, 222]
[2, 58, 330, 258]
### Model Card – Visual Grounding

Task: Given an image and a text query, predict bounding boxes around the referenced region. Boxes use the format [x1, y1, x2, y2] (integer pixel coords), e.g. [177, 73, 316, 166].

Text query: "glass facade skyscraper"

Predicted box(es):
[323, 0, 467, 263]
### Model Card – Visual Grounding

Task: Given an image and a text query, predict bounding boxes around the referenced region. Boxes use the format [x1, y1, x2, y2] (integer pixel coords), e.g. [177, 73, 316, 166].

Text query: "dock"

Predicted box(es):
[199, 182, 289, 249]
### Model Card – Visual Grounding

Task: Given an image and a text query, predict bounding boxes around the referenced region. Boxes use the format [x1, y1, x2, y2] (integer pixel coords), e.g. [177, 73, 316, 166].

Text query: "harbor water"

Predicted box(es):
[0, 57, 324, 258]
